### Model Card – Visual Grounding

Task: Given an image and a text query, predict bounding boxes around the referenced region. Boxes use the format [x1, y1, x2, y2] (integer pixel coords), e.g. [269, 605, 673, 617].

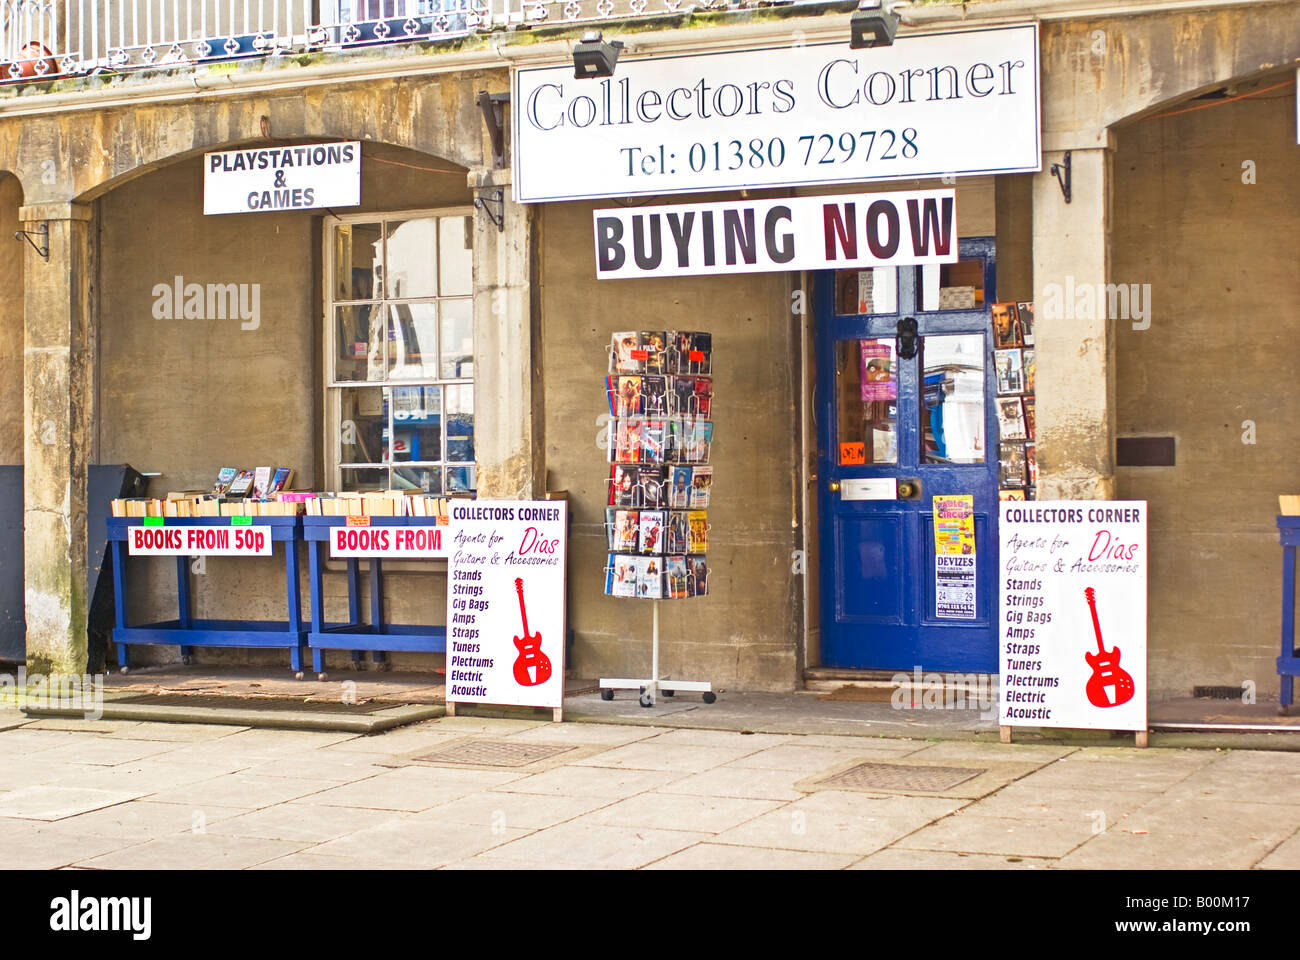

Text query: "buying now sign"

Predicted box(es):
[203, 142, 361, 215]
[128, 522, 272, 556]
[594, 189, 956, 279]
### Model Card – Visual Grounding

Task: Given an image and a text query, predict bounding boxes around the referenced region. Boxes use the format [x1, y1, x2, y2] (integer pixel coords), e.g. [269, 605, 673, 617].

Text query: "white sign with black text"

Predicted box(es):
[127, 523, 272, 557]
[204, 142, 361, 215]
[328, 521, 451, 559]
[514, 24, 1039, 203]
[595, 189, 956, 279]
[998, 501, 1147, 732]
[445, 501, 568, 710]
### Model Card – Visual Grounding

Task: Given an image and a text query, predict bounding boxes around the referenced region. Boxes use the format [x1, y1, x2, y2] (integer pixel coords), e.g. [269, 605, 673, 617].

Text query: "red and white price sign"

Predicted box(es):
[128, 524, 272, 556]
[328, 521, 451, 559]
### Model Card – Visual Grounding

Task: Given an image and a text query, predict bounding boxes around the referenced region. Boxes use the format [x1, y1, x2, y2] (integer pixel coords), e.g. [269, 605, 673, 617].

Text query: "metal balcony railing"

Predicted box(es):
[0, 0, 742, 86]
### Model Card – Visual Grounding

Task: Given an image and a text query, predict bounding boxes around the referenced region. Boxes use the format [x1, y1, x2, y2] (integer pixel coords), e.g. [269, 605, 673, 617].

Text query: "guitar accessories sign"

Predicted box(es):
[594, 189, 956, 279]
[513, 24, 1039, 203]
[998, 502, 1147, 732]
[445, 501, 568, 710]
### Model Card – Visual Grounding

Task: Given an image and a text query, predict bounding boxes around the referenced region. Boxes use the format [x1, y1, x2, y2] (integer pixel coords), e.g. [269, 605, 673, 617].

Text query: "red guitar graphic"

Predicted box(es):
[511, 577, 552, 687]
[1083, 587, 1135, 708]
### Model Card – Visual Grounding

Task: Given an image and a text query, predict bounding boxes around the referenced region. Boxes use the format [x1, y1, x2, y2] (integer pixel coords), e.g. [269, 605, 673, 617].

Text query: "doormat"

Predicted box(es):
[814, 761, 985, 793]
[411, 739, 577, 768]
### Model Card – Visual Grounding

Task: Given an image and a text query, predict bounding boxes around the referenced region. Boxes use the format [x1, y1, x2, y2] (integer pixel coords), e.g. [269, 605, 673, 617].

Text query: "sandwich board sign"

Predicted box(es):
[998, 501, 1148, 740]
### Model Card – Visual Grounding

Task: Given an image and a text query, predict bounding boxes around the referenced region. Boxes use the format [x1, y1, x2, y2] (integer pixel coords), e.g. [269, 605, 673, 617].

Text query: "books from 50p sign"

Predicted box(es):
[605, 331, 713, 599]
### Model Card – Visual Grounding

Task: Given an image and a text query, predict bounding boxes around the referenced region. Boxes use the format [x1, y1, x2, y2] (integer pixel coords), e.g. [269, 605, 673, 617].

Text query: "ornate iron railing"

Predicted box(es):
[0, 0, 748, 85]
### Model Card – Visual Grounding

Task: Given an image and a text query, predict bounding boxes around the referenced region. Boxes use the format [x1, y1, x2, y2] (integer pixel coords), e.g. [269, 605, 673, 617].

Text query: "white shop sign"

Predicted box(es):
[127, 524, 272, 557]
[203, 142, 361, 215]
[444, 501, 568, 710]
[998, 501, 1148, 732]
[595, 189, 956, 279]
[514, 24, 1039, 204]
[328, 522, 452, 559]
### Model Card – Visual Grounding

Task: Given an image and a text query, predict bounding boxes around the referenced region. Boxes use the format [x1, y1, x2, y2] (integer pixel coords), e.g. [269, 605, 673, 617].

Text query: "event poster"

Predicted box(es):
[998, 501, 1148, 731]
[445, 500, 568, 710]
[933, 495, 976, 619]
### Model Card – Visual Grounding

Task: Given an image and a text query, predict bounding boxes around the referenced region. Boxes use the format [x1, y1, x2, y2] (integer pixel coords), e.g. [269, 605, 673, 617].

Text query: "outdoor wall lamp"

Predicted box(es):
[850, 0, 900, 49]
[14, 222, 48, 261]
[573, 31, 623, 79]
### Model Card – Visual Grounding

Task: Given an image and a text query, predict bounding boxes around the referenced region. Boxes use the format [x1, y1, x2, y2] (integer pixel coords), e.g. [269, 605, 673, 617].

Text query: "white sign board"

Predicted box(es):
[841, 478, 899, 501]
[998, 501, 1148, 732]
[328, 521, 451, 559]
[513, 24, 1040, 203]
[127, 523, 273, 557]
[594, 189, 955, 279]
[204, 142, 361, 215]
[445, 500, 568, 710]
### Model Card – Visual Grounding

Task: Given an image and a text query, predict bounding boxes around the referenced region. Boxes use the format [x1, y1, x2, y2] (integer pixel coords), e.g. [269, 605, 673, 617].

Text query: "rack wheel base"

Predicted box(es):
[702, 692, 717, 704]
[119, 666, 129, 675]
[317, 672, 328, 682]
[1281, 704, 1291, 717]
[600, 689, 614, 701]
[662, 689, 675, 697]
[639, 693, 654, 708]
[181, 655, 192, 666]
[294, 671, 304, 681]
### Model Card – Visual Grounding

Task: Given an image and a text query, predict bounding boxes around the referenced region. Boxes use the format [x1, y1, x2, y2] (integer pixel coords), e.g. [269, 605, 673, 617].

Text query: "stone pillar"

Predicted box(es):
[468, 168, 542, 500]
[1031, 144, 1115, 501]
[21, 201, 95, 676]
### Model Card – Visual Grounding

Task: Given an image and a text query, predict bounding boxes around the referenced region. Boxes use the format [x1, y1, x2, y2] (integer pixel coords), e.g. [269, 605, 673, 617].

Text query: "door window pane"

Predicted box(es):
[836, 338, 897, 465]
[919, 258, 986, 311]
[835, 268, 898, 316]
[920, 334, 985, 464]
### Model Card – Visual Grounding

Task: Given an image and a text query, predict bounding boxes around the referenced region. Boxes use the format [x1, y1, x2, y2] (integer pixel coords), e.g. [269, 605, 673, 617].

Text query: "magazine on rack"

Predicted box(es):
[992, 303, 1022, 349]
[689, 556, 709, 597]
[617, 376, 643, 417]
[688, 511, 709, 553]
[999, 442, 1028, 487]
[666, 511, 690, 555]
[639, 510, 665, 554]
[611, 332, 642, 374]
[666, 556, 690, 599]
[668, 466, 693, 509]
[639, 466, 666, 507]
[642, 376, 669, 416]
[637, 556, 664, 599]
[689, 466, 713, 509]
[994, 348, 1025, 395]
[612, 554, 639, 597]
[996, 397, 1027, 441]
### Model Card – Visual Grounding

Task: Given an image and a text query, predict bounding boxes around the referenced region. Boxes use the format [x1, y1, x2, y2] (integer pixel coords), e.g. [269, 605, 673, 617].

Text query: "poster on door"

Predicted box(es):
[998, 501, 1147, 732]
[933, 495, 976, 619]
[445, 500, 568, 710]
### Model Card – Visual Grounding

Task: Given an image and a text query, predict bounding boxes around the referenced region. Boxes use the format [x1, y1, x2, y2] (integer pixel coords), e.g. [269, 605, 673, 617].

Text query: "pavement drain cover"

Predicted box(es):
[816, 761, 985, 793]
[412, 739, 577, 768]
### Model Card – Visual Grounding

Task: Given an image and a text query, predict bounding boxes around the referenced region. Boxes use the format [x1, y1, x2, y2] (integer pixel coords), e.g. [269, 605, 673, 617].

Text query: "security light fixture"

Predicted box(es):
[850, 0, 900, 49]
[573, 31, 623, 79]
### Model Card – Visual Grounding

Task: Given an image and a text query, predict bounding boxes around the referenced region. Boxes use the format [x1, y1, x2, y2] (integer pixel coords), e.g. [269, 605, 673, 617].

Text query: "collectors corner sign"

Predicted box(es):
[595, 188, 956, 279]
[203, 141, 361, 215]
[513, 23, 1040, 204]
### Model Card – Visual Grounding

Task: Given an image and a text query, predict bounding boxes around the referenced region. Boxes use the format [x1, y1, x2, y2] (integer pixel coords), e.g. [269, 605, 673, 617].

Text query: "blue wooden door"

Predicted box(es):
[815, 238, 999, 673]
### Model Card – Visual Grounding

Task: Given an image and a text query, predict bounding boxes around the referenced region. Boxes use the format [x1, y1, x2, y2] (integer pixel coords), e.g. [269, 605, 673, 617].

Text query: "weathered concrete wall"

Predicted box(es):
[0, 173, 22, 463]
[1113, 76, 1300, 700]
[97, 142, 473, 668]
[541, 195, 801, 691]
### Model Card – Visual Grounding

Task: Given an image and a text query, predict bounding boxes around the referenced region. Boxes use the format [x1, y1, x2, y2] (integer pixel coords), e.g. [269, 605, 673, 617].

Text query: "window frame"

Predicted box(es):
[322, 205, 476, 497]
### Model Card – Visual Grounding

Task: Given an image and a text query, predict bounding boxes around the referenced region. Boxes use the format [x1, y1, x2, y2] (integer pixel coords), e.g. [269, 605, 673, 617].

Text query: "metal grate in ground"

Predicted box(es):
[814, 761, 985, 793]
[412, 739, 577, 768]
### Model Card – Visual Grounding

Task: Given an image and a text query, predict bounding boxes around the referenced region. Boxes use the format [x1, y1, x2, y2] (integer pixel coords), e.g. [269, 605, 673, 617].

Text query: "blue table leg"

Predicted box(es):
[284, 536, 303, 674]
[309, 541, 326, 676]
[348, 559, 362, 667]
[370, 558, 386, 665]
[1283, 544, 1295, 711]
[176, 555, 193, 661]
[111, 539, 131, 671]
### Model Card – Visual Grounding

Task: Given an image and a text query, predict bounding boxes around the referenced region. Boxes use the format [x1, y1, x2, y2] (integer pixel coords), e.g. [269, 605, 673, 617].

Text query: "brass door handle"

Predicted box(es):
[829, 481, 840, 493]
[897, 481, 915, 498]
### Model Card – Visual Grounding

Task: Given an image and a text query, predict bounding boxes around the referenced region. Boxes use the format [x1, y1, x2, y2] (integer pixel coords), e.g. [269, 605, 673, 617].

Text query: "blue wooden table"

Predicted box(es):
[302, 517, 448, 681]
[1278, 516, 1300, 714]
[107, 516, 307, 674]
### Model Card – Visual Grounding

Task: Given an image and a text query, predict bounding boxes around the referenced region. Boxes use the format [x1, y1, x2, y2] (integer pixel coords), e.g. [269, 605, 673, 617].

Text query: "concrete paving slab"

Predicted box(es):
[440, 856, 622, 870]
[904, 741, 1078, 764]
[570, 741, 764, 773]
[293, 771, 484, 812]
[508, 723, 668, 746]
[644, 843, 859, 870]
[0, 785, 146, 821]
[318, 730, 468, 756]
[0, 728, 91, 755]
[36, 737, 185, 766]
[1054, 829, 1278, 869]
[100, 722, 251, 742]
[639, 728, 799, 749]
[146, 774, 333, 808]
[576, 793, 782, 834]
[205, 803, 413, 843]
[497, 765, 681, 799]
[1115, 797, 1300, 843]
[309, 818, 532, 867]
[964, 785, 1153, 823]
[710, 790, 964, 855]
[238, 752, 396, 783]
[1253, 830, 1300, 869]
[22, 718, 144, 734]
[47, 757, 261, 794]
[850, 848, 1055, 869]
[476, 821, 709, 869]
[1007, 751, 1215, 792]
[423, 717, 551, 736]
[725, 744, 891, 773]
[409, 791, 616, 829]
[0, 822, 149, 868]
[658, 766, 811, 802]
[74, 833, 308, 870]
[44, 800, 252, 838]
[0, 757, 78, 791]
[898, 812, 1098, 858]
